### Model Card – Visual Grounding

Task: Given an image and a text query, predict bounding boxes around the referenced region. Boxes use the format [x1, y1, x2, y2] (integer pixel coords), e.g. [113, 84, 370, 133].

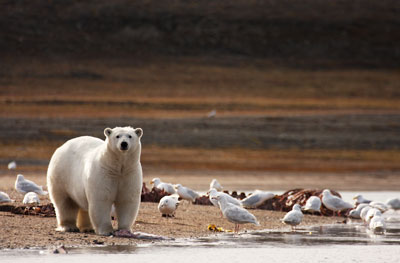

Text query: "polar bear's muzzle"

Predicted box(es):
[120, 141, 129, 151]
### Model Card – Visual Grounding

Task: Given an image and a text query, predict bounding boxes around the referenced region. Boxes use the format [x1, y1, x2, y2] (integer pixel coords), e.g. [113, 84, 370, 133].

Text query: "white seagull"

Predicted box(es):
[348, 203, 369, 219]
[241, 190, 275, 208]
[321, 189, 353, 216]
[282, 204, 304, 231]
[360, 206, 372, 223]
[369, 201, 389, 213]
[8, 161, 17, 170]
[15, 174, 48, 195]
[0, 191, 14, 203]
[23, 192, 40, 205]
[175, 184, 200, 203]
[207, 109, 217, 118]
[208, 188, 241, 208]
[212, 195, 259, 233]
[158, 195, 180, 217]
[386, 198, 400, 210]
[209, 179, 223, 191]
[369, 210, 386, 233]
[302, 196, 322, 214]
[353, 194, 372, 205]
[150, 178, 176, 195]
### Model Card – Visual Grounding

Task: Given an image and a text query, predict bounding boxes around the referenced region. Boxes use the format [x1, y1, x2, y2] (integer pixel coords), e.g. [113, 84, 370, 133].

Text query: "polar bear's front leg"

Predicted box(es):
[88, 201, 114, 235]
[115, 200, 139, 230]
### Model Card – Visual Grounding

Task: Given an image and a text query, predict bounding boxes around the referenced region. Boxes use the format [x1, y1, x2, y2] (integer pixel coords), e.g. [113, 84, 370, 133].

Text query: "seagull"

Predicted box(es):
[353, 194, 372, 205]
[282, 204, 304, 231]
[0, 191, 14, 203]
[369, 201, 389, 213]
[208, 188, 241, 208]
[369, 210, 386, 233]
[8, 161, 17, 170]
[207, 109, 217, 118]
[386, 198, 400, 210]
[241, 190, 275, 208]
[348, 203, 369, 219]
[321, 189, 353, 216]
[158, 195, 180, 217]
[15, 174, 48, 195]
[212, 195, 259, 233]
[360, 206, 372, 223]
[150, 178, 176, 195]
[175, 184, 200, 203]
[365, 208, 380, 225]
[302, 196, 322, 214]
[210, 179, 223, 191]
[23, 192, 40, 205]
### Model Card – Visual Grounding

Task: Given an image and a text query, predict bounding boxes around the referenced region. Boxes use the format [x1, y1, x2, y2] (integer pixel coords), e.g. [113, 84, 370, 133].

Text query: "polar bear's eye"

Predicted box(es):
[128, 135, 132, 139]
[116, 135, 120, 139]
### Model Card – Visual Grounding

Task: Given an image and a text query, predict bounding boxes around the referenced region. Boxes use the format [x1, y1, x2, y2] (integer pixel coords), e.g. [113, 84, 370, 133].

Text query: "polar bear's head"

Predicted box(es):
[104, 126, 143, 153]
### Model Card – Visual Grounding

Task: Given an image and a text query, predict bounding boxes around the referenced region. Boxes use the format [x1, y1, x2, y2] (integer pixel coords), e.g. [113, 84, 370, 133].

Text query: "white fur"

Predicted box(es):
[47, 126, 143, 235]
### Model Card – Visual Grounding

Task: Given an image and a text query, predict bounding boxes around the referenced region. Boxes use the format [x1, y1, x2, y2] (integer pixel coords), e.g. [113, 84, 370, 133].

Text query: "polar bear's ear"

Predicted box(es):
[104, 128, 113, 137]
[135, 128, 143, 138]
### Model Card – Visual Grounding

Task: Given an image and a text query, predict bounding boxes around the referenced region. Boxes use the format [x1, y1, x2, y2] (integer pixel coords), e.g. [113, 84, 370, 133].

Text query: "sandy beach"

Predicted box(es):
[0, 171, 394, 249]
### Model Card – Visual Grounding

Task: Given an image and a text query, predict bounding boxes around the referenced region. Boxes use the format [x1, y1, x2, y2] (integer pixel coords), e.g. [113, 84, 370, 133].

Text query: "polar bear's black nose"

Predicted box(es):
[120, 141, 128, 150]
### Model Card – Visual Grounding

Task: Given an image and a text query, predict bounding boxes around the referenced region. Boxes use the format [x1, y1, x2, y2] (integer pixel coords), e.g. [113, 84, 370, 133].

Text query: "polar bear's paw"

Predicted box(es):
[56, 225, 79, 233]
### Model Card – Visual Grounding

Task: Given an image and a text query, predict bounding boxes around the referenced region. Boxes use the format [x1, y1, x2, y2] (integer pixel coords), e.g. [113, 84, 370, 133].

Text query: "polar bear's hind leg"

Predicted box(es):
[53, 196, 80, 232]
[77, 209, 93, 232]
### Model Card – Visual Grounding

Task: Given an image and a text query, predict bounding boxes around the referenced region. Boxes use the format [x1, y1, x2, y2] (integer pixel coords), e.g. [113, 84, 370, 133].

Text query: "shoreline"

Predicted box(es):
[0, 192, 341, 250]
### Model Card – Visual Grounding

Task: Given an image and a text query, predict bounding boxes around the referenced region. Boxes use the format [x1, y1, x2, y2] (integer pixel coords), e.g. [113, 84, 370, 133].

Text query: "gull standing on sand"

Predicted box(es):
[241, 190, 275, 208]
[353, 194, 372, 205]
[321, 189, 353, 216]
[282, 204, 304, 231]
[210, 179, 223, 191]
[23, 192, 40, 205]
[0, 191, 14, 203]
[175, 184, 200, 203]
[386, 198, 400, 210]
[8, 161, 17, 170]
[150, 178, 176, 195]
[302, 196, 322, 214]
[208, 188, 241, 208]
[15, 174, 48, 195]
[158, 195, 180, 217]
[212, 195, 259, 233]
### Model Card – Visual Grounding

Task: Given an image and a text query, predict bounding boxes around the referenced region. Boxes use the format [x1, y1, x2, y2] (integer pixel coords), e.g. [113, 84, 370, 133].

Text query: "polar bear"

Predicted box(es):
[47, 126, 143, 235]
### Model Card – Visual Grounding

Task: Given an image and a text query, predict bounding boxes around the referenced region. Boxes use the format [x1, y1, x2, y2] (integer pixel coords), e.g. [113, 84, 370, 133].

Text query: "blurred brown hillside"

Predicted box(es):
[1, 0, 399, 68]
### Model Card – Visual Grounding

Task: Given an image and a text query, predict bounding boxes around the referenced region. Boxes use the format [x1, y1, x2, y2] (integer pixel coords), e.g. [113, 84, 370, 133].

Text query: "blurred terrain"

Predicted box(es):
[0, 0, 399, 190]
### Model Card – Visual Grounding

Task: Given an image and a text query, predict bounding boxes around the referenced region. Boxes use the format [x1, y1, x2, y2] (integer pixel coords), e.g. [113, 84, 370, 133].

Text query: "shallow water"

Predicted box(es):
[1, 191, 400, 263]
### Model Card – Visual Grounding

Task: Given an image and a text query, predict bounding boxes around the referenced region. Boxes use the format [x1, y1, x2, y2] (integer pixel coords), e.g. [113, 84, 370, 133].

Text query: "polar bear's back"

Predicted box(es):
[49, 136, 103, 169]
